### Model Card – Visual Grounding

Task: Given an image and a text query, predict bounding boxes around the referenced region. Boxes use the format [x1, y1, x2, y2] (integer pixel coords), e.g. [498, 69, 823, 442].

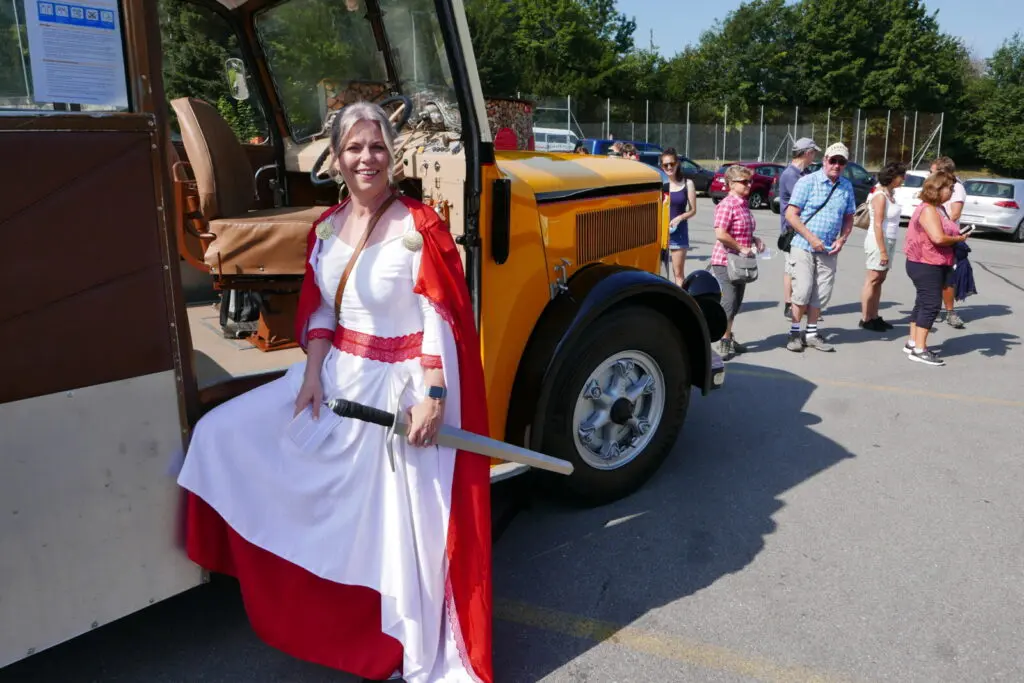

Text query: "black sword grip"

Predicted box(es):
[327, 398, 396, 428]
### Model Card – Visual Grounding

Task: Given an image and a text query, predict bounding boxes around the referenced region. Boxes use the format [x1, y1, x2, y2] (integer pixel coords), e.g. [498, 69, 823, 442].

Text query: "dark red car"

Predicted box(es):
[708, 162, 786, 210]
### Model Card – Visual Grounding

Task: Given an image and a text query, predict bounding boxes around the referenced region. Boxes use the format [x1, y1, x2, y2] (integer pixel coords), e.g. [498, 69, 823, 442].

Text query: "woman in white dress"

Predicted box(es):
[860, 162, 907, 331]
[177, 102, 493, 683]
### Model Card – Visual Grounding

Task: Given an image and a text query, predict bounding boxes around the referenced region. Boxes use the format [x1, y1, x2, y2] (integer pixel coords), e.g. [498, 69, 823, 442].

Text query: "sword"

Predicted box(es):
[325, 398, 574, 476]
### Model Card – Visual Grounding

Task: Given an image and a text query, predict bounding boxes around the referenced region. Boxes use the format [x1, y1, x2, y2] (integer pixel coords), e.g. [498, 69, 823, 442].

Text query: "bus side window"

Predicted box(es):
[157, 0, 269, 145]
[0, 2, 129, 113]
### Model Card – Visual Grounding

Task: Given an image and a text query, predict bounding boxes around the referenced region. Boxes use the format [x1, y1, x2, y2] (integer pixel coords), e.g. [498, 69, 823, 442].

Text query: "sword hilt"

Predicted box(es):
[327, 398, 395, 428]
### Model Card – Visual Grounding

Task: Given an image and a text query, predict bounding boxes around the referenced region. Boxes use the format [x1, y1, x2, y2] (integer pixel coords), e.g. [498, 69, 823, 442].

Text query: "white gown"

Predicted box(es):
[178, 208, 476, 683]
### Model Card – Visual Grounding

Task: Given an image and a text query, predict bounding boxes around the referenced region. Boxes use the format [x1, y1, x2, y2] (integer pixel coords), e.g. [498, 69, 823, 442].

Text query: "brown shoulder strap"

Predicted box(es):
[333, 193, 398, 322]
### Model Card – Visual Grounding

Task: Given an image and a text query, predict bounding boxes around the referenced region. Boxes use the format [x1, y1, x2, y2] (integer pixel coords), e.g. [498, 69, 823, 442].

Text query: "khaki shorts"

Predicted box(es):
[865, 237, 897, 271]
[786, 248, 838, 310]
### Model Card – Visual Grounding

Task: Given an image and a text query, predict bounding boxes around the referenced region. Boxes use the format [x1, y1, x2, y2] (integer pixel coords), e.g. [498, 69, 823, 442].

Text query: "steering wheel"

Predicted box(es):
[310, 94, 414, 187]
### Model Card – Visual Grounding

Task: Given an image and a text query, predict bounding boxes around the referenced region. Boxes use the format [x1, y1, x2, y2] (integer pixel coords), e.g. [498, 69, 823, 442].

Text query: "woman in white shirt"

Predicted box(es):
[860, 162, 907, 331]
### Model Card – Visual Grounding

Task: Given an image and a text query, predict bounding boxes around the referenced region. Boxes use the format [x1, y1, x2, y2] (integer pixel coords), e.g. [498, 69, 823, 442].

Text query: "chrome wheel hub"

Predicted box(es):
[572, 351, 665, 470]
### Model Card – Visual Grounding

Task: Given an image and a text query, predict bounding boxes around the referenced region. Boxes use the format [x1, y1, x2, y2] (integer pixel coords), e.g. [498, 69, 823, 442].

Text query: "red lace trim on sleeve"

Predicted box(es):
[308, 328, 334, 343]
[421, 354, 443, 369]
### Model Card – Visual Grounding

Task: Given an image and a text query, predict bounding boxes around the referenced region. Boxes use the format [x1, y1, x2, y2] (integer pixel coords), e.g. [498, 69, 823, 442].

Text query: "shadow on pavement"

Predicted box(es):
[0, 575, 359, 683]
[823, 299, 900, 316]
[932, 331, 1021, 358]
[493, 363, 854, 681]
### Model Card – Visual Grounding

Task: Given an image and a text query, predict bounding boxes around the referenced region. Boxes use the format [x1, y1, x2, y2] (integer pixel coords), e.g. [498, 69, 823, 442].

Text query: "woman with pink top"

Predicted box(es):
[903, 170, 970, 366]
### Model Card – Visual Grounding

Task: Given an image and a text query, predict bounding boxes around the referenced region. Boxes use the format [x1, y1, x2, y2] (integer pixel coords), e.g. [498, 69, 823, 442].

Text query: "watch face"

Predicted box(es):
[427, 386, 446, 399]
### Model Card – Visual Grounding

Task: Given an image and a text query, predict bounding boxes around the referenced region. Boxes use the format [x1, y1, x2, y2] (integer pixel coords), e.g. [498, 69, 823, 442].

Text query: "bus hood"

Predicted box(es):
[495, 151, 667, 201]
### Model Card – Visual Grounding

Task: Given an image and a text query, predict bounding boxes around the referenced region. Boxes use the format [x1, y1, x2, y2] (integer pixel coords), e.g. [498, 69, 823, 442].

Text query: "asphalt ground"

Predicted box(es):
[4, 197, 1023, 683]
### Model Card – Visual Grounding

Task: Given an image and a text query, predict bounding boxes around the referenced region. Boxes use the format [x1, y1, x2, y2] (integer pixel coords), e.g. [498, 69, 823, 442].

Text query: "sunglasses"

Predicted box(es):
[731, 178, 753, 185]
[661, 162, 677, 169]
[826, 157, 848, 166]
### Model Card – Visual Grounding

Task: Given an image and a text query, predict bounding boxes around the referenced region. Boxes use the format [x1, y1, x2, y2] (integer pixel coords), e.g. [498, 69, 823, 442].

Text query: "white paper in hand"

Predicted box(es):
[285, 406, 343, 454]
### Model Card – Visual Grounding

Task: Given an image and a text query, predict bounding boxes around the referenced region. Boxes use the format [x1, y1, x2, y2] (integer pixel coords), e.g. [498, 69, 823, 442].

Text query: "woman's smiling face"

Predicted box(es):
[336, 119, 390, 196]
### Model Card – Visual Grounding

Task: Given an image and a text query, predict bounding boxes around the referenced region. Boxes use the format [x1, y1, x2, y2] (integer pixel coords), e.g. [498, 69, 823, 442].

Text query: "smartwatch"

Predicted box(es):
[426, 385, 447, 401]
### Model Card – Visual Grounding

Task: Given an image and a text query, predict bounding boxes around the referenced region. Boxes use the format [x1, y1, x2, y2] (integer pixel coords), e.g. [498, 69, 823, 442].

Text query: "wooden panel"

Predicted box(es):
[0, 128, 174, 404]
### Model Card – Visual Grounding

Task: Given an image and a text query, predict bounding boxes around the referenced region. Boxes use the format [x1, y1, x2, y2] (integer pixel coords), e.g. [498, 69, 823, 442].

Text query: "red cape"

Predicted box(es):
[292, 195, 493, 682]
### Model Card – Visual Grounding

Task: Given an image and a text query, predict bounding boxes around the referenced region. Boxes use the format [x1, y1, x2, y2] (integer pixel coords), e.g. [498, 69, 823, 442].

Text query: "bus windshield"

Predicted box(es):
[256, 0, 457, 142]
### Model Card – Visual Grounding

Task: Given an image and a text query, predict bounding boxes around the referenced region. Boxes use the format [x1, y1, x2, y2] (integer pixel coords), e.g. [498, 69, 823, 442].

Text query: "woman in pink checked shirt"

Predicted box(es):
[710, 165, 764, 360]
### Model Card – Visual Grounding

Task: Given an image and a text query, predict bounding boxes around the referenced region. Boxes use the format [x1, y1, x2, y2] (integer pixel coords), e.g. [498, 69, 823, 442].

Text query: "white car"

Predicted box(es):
[894, 170, 929, 220]
[533, 127, 579, 153]
[960, 178, 1024, 242]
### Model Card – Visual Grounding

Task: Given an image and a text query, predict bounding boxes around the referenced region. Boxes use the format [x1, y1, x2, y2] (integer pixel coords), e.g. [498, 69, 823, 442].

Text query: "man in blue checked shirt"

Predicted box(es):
[783, 142, 857, 353]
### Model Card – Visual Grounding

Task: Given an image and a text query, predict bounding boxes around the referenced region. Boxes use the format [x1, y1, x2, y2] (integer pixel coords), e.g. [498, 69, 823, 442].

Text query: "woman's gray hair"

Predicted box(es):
[724, 164, 753, 183]
[329, 101, 397, 185]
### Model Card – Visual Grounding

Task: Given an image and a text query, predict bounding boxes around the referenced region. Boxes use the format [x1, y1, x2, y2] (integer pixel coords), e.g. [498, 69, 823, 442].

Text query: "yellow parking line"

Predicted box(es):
[495, 599, 858, 683]
[727, 368, 1024, 409]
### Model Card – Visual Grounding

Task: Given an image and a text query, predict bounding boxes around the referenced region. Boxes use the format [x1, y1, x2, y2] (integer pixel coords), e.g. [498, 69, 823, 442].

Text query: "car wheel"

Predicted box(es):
[1015, 219, 1024, 243]
[748, 191, 766, 210]
[712, 197, 722, 204]
[538, 307, 690, 506]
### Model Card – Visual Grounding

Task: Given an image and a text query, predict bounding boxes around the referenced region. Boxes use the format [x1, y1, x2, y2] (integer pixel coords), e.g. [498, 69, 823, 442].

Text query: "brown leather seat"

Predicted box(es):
[171, 97, 321, 276]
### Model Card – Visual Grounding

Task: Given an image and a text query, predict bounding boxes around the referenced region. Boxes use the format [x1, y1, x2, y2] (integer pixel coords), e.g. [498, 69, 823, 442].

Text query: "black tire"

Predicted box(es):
[1015, 220, 1024, 243]
[712, 197, 722, 204]
[748, 191, 766, 210]
[537, 306, 691, 506]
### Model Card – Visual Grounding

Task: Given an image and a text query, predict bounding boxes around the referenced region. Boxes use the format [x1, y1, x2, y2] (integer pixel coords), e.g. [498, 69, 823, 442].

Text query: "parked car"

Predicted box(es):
[709, 161, 785, 209]
[769, 160, 877, 214]
[578, 138, 663, 156]
[534, 127, 580, 152]
[659, 156, 715, 194]
[892, 170, 929, 220]
[960, 178, 1024, 241]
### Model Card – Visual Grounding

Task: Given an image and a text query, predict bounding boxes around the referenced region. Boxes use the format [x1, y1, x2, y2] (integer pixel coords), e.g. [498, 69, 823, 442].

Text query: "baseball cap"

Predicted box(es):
[825, 142, 849, 159]
[793, 137, 821, 153]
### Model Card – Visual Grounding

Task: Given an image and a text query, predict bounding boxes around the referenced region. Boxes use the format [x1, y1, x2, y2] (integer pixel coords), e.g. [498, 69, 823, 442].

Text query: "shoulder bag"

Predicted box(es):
[726, 250, 759, 283]
[777, 179, 841, 252]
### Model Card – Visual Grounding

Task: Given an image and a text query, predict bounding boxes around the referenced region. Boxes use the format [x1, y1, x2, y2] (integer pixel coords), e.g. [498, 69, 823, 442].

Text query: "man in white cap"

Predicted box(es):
[783, 142, 857, 352]
[778, 137, 821, 319]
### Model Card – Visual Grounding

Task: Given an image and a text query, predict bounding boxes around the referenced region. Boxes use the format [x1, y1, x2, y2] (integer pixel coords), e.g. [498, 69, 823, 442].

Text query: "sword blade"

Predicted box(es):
[435, 425, 574, 476]
[327, 397, 574, 476]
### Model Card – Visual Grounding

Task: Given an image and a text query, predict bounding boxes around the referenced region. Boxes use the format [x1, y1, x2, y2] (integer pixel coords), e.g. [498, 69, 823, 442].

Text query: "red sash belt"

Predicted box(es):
[307, 326, 441, 368]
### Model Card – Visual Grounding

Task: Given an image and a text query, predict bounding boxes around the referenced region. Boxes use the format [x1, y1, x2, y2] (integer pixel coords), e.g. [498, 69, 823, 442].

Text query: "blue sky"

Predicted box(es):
[626, 0, 1024, 60]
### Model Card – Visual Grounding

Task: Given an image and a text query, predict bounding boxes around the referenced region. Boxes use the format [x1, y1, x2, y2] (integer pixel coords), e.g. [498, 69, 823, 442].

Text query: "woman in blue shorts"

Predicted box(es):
[662, 149, 697, 286]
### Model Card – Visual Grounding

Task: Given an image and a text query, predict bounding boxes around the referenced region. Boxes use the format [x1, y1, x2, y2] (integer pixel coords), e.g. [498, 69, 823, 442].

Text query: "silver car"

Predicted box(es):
[961, 178, 1024, 242]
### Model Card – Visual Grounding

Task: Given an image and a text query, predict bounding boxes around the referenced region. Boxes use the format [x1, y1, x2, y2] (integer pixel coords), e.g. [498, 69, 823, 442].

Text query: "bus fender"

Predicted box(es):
[505, 264, 725, 450]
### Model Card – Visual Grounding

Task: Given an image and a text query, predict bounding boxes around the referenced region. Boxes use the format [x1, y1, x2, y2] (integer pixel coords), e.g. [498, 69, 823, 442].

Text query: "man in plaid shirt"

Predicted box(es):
[783, 142, 857, 352]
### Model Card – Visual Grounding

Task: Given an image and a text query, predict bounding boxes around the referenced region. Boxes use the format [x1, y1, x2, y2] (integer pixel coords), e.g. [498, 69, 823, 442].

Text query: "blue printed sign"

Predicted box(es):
[37, 1, 116, 29]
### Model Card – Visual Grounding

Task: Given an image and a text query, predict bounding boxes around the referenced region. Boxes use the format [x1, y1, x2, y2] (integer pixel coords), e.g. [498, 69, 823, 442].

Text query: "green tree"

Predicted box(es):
[465, 0, 522, 96]
[972, 34, 1024, 173]
[0, 4, 31, 101]
[687, 0, 801, 117]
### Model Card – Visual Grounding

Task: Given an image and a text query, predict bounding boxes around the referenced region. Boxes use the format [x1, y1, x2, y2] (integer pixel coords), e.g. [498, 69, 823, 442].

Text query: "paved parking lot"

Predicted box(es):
[4, 197, 1023, 683]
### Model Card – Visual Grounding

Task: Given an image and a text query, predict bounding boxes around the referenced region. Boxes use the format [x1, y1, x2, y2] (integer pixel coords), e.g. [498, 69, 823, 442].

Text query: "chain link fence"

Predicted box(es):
[526, 94, 945, 171]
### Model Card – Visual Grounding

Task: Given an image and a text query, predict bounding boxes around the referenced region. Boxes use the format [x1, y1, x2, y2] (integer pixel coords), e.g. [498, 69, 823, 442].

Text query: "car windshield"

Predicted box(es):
[903, 175, 925, 188]
[965, 181, 1015, 199]
[256, 0, 456, 141]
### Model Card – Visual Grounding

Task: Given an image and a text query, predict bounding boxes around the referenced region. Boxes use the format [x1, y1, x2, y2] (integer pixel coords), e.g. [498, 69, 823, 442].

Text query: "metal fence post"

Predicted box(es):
[723, 105, 728, 160]
[794, 105, 798, 139]
[883, 110, 891, 165]
[567, 95, 571, 133]
[937, 112, 944, 156]
[911, 110, 918, 168]
[853, 108, 861, 162]
[714, 123, 719, 161]
[759, 105, 764, 161]
[659, 121, 663, 147]
[825, 107, 831, 146]
[862, 115, 868, 166]
[685, 102, 690, 157]
[606, 98, 610, 139]
[645, 100, 650, 143]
